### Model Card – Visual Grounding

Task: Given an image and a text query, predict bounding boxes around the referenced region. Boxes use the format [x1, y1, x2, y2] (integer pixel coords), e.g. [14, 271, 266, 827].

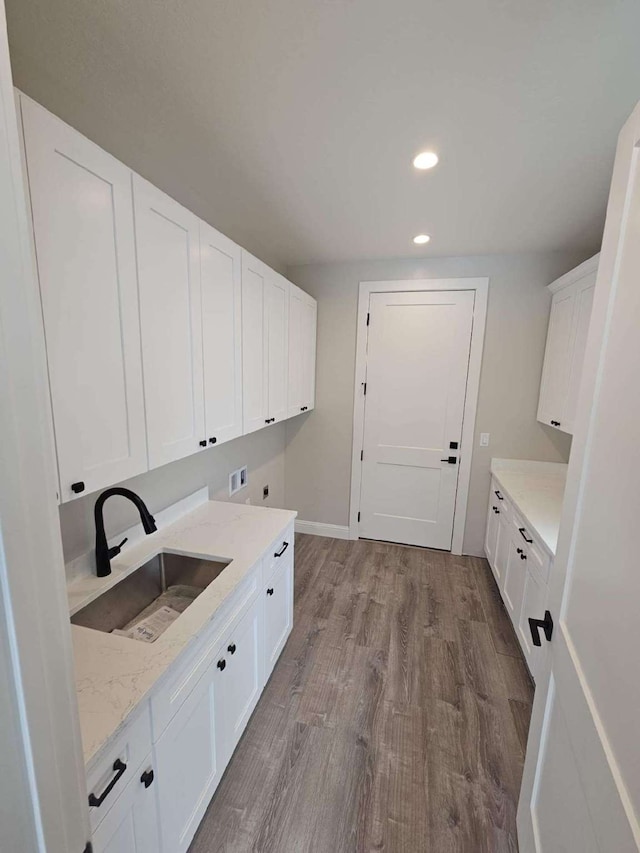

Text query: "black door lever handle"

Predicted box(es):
[440, 456, 457, 464]
[528, 610, 554, 647]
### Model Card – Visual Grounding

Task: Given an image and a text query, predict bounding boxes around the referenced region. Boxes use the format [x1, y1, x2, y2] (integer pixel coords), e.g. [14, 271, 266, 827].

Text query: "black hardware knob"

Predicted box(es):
[227, 643, 236, 655]
[199, 439, 207, 447]
[208, 437, 217, 445]
[528, 610, 554, 647]
[217, 659, 226, 671]
[492, 506, 499, 514]
[140, 768, 154, 789]
[517, 547, 523, 554]
[267, 587, 274, 596]
[440, 456, 457, 464]
[88, 759, 127, 808]
[520, 553, 527, 560]
[71, 481, 85, 494]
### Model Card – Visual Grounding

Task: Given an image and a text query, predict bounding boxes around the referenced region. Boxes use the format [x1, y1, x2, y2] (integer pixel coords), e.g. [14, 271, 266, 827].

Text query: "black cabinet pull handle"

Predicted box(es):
[550, 420, 562, 427]
[88, 759, 127, 808]
[267, 587, 274, 596]
[495, 490, 503, 500]
[208, 437, 217, 445]
[71, 481, 85, 494]
[440, 456, 457, 464]
[492, 506, 500, 514]
[199, 439, 207, 447]
[140, 768, 154, 789]
[217, 659, 226, 671]
[274, 541, 289, 558]
[227, 643, 236, 655]
[528, 610, 554, 647]
[265, 418, 275, 424]
[518, 527, 533, 544]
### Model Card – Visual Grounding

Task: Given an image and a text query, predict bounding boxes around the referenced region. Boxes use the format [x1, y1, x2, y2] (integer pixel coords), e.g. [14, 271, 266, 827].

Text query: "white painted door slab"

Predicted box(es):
[20, 96, 148, 500]
[133, 176, 205, 468]
[359, 290, 474, 549]
[199, 221, 243, 447]
[517, 101, 640, 852]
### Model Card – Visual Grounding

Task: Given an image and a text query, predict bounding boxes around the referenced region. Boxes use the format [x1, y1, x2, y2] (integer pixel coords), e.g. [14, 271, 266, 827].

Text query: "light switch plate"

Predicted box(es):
[480, 433, 490, 447]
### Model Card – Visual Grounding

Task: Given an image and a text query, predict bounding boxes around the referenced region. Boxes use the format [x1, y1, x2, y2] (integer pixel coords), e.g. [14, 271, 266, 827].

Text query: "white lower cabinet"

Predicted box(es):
[90, 528, 294, 852]
[484, 477, 552, 682]
[91, 755, 160, 853]
[264, 551, 294, 680]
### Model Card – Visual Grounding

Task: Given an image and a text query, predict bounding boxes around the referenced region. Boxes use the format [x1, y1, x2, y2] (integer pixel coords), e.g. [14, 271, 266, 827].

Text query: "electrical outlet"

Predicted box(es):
[480, 433, 490, 447]
[263, 485, 269, 500]
[229, 465, 248, 496]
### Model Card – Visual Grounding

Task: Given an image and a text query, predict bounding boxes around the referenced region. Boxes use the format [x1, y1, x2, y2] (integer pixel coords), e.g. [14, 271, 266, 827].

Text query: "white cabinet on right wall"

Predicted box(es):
[287, 284, 317, 418]
[537, 254, 599, 435]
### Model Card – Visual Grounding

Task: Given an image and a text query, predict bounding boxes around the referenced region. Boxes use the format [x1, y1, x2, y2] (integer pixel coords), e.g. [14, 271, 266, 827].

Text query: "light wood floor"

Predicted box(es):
[189, 534, 534, 853]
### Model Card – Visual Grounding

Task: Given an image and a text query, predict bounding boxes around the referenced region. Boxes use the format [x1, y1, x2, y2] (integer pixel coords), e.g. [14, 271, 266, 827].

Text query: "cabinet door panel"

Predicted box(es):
[241, 252, 269, 434]
[287, 285, 305, 417]
[20, 96, 147, 500]
[302, 297, 317, 410]
[537, 289, 575, 430]
[518, 566, 548, 682]
[154, 670, 219, 853]
[502, 534, 527, 626]
[91, 756, 160, 853]
[200, 222, 242, 445]
[264, 553, 293, 679]
[134, 176, 204, 467]
[484, 499, 499, 574]
[266, 275, 289, 423]
[215, 602, 262, 772]
[563, 279, 596, 434]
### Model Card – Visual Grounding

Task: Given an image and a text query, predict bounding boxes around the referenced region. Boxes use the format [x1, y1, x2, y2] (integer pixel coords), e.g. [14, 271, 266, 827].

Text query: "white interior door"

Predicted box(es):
[20, 96, 148, 500]
[358, 290, 474, 550]
[517, 100, 640, 852]
[199, 221, 243, 446]
[133, 175, 205, 468]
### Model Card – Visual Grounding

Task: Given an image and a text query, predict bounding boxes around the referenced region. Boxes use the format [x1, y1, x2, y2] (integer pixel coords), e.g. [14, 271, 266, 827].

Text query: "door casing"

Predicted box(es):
[348, 277, 488, 554]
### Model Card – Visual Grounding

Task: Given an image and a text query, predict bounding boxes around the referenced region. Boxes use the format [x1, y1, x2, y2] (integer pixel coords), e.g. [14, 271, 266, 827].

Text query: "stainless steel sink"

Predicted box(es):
[71, 552, 231, 637]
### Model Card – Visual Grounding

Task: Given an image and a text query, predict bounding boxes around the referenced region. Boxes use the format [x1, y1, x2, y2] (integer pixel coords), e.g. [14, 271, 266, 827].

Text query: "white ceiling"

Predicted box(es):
[6, 0, 640, 268]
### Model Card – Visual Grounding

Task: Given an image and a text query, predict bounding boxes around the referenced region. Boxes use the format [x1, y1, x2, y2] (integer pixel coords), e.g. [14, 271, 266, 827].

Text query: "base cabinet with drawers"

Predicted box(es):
[484, 479, 551, 681]
[87, 523, 294, 853]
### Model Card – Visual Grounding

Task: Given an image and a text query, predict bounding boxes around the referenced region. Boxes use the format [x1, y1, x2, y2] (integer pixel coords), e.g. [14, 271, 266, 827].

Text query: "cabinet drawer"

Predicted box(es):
[491, 480, 511, 520]
[511, 511, 551, 585]
[150, 563, 260, 739]
[87, 705, 152, 833]
[265, 523, 294, 579]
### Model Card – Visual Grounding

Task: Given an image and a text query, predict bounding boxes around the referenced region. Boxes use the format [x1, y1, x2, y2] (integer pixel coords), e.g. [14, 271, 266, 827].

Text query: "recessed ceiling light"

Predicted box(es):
[413, 234, 430, 245]
[413, 151, 439, 170]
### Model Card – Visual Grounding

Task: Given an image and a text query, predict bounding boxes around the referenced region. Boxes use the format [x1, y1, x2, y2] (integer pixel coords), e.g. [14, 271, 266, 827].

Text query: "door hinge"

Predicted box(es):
[360, 450, 363, 461]
[357, 511, 361, 522]
[366, 312, 370, 326]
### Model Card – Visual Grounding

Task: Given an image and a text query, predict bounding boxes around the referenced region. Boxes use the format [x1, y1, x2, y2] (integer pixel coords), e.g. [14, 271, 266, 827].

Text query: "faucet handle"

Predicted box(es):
[108, 537, 128, 559]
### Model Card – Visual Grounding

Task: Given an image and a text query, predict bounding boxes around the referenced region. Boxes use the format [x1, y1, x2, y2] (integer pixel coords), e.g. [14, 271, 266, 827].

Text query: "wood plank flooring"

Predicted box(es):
[189, 534, 534, 853]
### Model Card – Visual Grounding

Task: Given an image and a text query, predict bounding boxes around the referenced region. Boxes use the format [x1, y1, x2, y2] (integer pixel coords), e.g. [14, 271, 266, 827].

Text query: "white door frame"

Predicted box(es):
[348, 277, 488, 554]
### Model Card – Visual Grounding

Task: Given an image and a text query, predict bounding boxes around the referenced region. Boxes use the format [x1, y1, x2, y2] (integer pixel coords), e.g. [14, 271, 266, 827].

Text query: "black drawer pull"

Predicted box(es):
[520, 553, 527, 560]
[217, 659, 226, 671]
[71, 481, 85, 494]
[518, 527, 533, 544]
[516, 547, 523, 555]
[274, 541, 289, 558]
[88, 759, 127, 808]
[208, 436, 217, 445]
[267, 587, 274, 596]
[199, 439, 207, 447]
[140, 768, 154, 789]
[495, 490, 503, 500]
[529, 611, 554, 647]
[227, 643, 236, 655]
[492, 506, 499, 514]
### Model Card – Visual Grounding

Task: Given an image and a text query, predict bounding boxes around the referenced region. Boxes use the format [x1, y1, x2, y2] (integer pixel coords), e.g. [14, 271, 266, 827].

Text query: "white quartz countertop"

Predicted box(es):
[490, 459, 568, 556]
[70, 500, 296, 768]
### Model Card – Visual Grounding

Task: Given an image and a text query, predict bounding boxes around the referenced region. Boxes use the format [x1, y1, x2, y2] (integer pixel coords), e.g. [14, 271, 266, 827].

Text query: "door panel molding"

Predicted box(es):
[348, 277, 488, 555]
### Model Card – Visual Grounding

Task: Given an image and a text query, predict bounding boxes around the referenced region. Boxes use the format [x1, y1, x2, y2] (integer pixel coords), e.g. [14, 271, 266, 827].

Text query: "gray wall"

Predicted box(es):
[60, 425, 285, 568]
[285, 252, 586, 555]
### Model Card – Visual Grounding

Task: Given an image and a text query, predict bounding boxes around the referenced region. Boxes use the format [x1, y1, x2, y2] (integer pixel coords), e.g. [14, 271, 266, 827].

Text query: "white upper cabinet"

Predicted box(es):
[537, 255, 598, 435]
[199, 222, 243, 447]
[133, 175, 205, 468]
[241, 251, 269, 434]
[287, 284, 317, 417]
[20, 96, 148, 501]
[266, 273, 289, 424]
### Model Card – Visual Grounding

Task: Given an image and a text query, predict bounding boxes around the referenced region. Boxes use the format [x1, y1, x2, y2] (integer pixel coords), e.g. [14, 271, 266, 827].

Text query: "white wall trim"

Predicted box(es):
[295, 519, 351, 540]
[348, 277, 489, 556]
[548, 252, 600, 293]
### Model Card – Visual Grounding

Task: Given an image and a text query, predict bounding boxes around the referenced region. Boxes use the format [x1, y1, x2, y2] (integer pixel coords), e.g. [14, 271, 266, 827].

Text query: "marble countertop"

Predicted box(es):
[490, 458, 568, 556]
[70, 500, 296, 768]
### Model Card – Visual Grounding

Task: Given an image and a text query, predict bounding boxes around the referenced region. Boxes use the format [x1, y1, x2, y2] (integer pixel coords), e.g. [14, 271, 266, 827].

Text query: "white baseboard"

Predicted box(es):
[295, 520, 351, 540]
